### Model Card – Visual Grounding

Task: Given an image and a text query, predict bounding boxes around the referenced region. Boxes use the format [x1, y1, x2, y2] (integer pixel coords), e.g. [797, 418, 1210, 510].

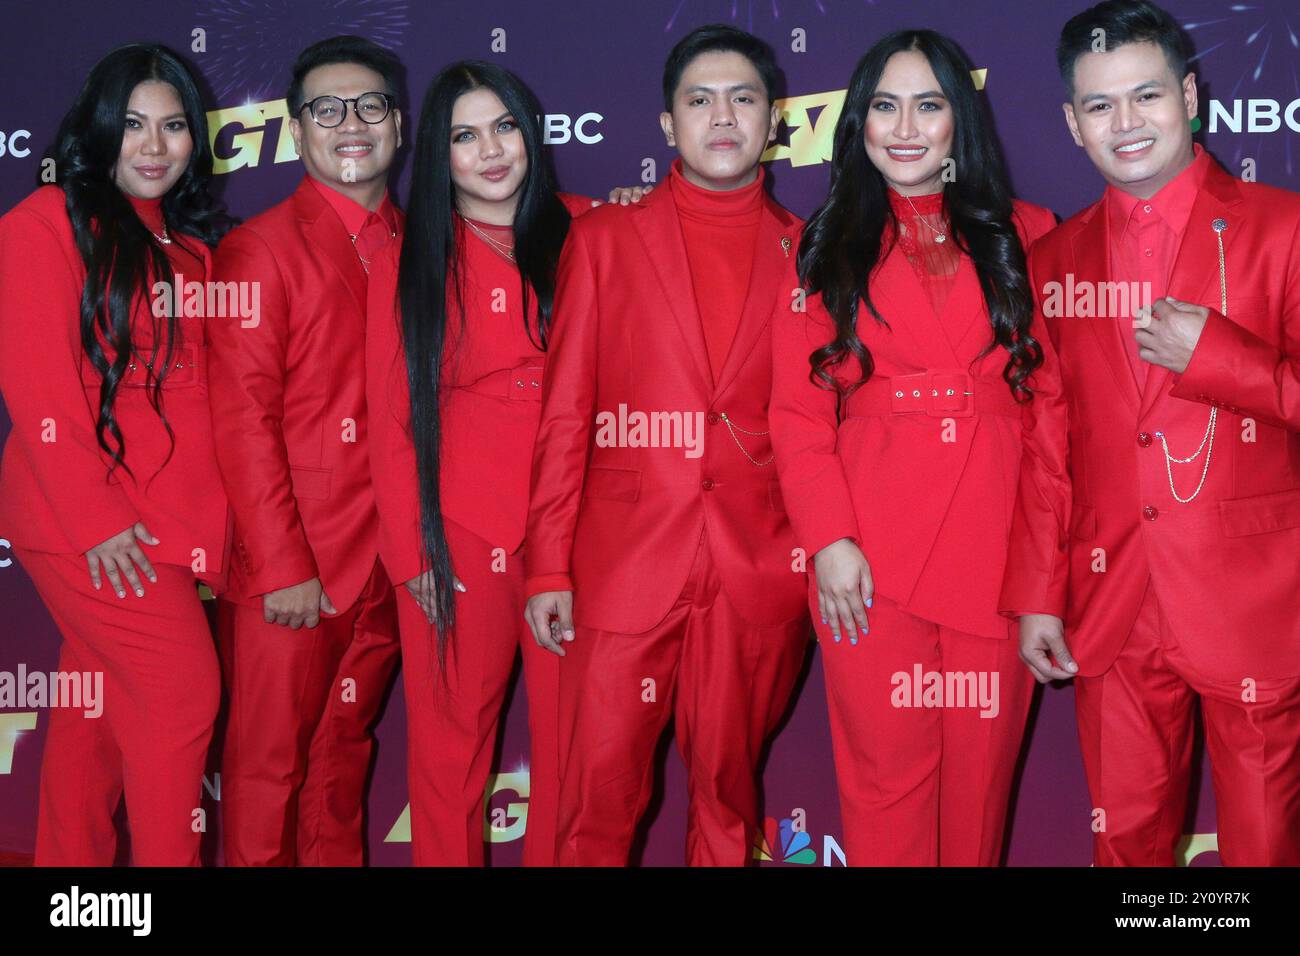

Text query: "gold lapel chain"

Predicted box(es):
[1152, 218, 1225, 503]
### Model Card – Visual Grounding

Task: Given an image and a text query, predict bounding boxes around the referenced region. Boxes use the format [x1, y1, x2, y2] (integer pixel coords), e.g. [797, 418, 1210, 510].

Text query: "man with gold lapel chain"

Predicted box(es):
[207, 36, 404, 865]
[523, 25, 810, 866]
[1001, 0, 1300, 866]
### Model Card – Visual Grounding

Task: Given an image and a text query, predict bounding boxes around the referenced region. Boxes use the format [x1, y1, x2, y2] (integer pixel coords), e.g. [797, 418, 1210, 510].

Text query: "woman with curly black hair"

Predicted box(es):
[769, 29, 1059, 866]
[0, 43, 231, 865]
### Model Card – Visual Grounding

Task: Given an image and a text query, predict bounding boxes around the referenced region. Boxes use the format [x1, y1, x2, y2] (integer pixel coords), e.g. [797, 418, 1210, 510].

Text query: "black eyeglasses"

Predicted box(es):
[299, 92, 395, 128]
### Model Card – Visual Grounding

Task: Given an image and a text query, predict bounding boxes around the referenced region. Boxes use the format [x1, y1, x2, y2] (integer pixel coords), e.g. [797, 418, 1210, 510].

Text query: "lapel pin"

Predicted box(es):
[781, 236, 791, 258]
[1212, 218, 1227, 234]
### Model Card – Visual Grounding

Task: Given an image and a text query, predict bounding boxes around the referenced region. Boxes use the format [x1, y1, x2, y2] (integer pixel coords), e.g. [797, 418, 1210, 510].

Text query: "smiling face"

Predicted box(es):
[289, 61, 401, 202]
[112, 80, 192, 200]
[862, 50, 955, 197]
[448, 86, 528, 225]
[1063, 40, 1197, 200]
[659, 50, 779, 191]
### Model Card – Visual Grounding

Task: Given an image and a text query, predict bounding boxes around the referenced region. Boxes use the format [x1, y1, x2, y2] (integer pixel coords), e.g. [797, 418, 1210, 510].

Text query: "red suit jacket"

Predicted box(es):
[1000, 158, 1300, 680]
[209, 177, 403, 610]
[0, 185, 229, 577]
[771, 201, 1057, 639]
[524, 182, 808, 634]
[366, 192, 595, 586]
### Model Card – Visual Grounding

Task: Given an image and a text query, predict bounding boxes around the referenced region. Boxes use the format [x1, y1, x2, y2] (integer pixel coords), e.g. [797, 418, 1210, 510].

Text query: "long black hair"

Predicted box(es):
[797, 30, 1041, 401]
[397, 60, 570, 658]
[50, 43, 229, 479]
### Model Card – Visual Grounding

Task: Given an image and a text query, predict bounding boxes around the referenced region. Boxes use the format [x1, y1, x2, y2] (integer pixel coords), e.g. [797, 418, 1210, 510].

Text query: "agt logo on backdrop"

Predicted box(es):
[764, 68, 987, 169]
[207, 100, 603, 175]
[384, 770, 530, 845]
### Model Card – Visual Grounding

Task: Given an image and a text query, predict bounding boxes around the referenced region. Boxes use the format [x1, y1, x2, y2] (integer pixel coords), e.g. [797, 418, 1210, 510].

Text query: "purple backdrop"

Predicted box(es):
[2, 0, 1295, 866]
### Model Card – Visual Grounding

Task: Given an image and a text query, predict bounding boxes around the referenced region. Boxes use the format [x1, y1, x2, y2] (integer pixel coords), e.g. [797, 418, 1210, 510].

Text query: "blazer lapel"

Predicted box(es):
[293, 178, 367, 317]
[631, 186, 713, 392]
[712, 199, 796, 398]
[1139, 163, 1245, 419]
[942, 252, 991, 362]
[1071, 204, 1141, 415]
[871, 232, 962, 368]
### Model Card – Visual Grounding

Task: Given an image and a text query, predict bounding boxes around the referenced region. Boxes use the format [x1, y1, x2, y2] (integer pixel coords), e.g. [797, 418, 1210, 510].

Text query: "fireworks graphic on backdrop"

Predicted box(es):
[664, 0, 840, 33]
[197, 0, 411, 103]
[1181, 2, 1299, 176]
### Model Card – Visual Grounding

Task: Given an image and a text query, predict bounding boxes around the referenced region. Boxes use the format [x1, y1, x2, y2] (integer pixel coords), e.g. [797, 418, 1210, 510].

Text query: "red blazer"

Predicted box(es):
[1000, 158, 1300, 680]
[208, 177, 403, 609]
[524, 182, 808, 634]
[0, 185, 229, 579]
[365, 192, 596, 586]
[770, 201, 1057, 638]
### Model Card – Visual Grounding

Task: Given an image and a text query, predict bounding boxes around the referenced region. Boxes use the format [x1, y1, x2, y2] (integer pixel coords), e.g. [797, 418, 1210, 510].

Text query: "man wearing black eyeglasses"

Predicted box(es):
[207, 35, 404, 866]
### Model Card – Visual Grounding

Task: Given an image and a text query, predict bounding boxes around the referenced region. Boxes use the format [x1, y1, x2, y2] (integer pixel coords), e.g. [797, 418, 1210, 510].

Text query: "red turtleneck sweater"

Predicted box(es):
[128, 192, 205, 284]
[887, 186, 960, 318]
[668, 158, 765, 379]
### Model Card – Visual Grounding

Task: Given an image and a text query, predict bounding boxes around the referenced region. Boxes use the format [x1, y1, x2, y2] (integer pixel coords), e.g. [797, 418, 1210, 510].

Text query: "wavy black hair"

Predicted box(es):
[397, 60, 570, 659]
[49, 42, 229, 480]
[797, 29, 1041, 403]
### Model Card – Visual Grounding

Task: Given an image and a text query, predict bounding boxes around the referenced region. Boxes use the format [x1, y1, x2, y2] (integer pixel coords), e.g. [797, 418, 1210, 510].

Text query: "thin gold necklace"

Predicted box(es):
[903, 192, 947, 244]
[463, 217, 515, 262]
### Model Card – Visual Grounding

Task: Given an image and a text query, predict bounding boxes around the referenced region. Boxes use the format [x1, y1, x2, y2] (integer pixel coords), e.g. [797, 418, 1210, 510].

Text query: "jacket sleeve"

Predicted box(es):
[768, 257, 862, 558]
[1170, 225, 1300, 430]
[207, 226, 318, 596]
[523, 221, 600, 597]
[0, 205, 138, 553]
[364, 251, 425, 586]
[999, 244, 1073, 619]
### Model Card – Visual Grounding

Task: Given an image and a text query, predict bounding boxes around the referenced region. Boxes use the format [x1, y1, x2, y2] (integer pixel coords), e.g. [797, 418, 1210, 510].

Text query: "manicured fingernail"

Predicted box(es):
[866, 598, 873, 608]
[148, 575, 157, 582]
[833, 632, 841, 643]
[116, 590, 125, 599]
[820, 616, 827, 624]
[850, 635, 858, 645]
[135, 588, 143, 597]
[860, 626, 868, 636]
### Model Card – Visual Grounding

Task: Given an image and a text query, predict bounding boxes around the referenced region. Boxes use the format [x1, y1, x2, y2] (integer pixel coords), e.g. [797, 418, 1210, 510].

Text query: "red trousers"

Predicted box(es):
[19, 547, 220, 866]
[217, 559, 400, 866]
[1075, 581, 1300, 866]
[397, 518, 559, 866]
[555, 528, 809, 866]
[815, 592, 1033, 866]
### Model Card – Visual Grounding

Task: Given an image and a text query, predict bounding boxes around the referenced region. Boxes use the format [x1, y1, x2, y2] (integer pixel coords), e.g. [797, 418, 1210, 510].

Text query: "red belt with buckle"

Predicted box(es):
[459, 363, 545, 401]
[846, 370, 1020, 420]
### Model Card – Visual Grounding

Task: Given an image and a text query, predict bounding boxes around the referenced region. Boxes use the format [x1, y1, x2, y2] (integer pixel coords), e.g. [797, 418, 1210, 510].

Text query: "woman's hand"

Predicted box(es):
[603, 184, 654, 206]
[404, 570, 466, 626]
[85, 522, 159, 598]
[812, 538, 874, 645]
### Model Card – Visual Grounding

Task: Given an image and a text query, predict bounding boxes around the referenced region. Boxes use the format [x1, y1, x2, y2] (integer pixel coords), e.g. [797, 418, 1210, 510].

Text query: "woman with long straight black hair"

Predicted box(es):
[365, 60, 600, 866]
[769, 30, 1060, 865]
[0, 43, 231, 865]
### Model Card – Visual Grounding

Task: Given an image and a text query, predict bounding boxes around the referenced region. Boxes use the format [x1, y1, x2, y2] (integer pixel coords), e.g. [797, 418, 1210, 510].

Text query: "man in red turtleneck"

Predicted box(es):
[523, 25, 811, 866]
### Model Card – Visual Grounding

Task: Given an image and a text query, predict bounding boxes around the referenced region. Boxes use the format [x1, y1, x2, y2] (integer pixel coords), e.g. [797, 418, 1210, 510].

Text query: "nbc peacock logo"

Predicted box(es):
[753, 814, 819, 865]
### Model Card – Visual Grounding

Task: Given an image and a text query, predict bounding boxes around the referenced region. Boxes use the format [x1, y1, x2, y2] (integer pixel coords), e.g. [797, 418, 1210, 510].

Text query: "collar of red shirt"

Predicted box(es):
[1105, 143, 1210, 241]
[308, 175, 398, 238]
[668, 156, 765, 223]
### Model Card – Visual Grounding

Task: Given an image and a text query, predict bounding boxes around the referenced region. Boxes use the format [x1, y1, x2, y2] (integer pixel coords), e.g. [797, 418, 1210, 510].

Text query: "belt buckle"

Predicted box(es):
[926, 372, 974, 418]
[508, 364, 544, 401]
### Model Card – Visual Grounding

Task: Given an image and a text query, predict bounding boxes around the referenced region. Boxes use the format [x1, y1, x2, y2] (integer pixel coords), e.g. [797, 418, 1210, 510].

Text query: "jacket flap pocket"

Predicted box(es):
[582, 466, 641, 503]
[289, 465, 332, 501]
[1220, 487, 1300, 537]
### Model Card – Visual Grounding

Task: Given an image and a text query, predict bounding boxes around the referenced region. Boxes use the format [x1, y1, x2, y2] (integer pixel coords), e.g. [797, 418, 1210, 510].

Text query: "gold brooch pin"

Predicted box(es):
[780, 236, 791, 258]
